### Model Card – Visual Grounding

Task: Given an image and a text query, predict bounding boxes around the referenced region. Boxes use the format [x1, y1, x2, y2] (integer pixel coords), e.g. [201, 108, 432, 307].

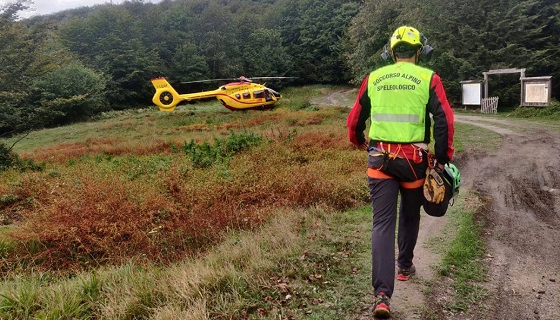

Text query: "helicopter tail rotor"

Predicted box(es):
[151, 78, 181, 111]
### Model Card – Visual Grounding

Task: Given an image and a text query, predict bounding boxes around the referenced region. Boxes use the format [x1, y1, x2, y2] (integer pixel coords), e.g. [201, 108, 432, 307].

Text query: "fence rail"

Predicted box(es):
[481, 97, 499, 114]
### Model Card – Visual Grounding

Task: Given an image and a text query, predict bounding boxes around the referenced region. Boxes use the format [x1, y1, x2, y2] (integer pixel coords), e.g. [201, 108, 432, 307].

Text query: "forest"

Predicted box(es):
[0, 0, 558, 135]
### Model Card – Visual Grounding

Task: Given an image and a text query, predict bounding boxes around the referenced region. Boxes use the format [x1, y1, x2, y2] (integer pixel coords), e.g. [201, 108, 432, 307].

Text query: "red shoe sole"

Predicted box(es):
[397, 274, 412, 281]
[373, 304, 390, 318]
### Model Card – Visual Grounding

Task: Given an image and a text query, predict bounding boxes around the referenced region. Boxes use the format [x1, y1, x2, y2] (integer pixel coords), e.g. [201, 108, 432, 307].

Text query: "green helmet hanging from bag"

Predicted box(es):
[442, 163, 461, 197]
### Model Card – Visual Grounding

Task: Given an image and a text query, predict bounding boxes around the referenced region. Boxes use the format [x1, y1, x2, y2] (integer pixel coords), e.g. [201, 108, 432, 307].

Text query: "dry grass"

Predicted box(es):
[0, 205, 371, 319]
[0, 87, 496, 319]
[0, 105, 367, 274]
[0, 88, 378, 318]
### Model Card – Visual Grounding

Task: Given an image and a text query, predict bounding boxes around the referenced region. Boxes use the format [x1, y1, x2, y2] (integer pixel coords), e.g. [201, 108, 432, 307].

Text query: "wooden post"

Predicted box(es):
[483, 72, 488, 99]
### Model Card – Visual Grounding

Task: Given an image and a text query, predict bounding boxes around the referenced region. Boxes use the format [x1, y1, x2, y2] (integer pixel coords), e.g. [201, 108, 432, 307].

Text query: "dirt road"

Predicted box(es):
[357, 115, 560, 319]
[453, 115, 560, 320]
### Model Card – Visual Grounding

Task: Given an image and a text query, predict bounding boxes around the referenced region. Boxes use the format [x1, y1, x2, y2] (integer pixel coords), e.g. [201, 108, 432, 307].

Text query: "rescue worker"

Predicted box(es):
[346, 26, 455, 318]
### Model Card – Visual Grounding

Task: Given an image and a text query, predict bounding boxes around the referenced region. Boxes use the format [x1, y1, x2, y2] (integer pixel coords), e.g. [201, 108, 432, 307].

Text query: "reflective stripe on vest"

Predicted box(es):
[371, 113, 420, 123]
[367, 62, 433, 143]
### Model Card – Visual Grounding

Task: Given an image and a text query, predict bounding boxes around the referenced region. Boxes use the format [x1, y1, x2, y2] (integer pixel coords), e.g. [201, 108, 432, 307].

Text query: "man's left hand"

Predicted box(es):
[359, 141, 369, 151]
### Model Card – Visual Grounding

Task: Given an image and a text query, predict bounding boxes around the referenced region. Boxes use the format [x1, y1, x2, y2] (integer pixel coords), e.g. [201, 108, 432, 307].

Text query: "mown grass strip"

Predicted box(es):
[432, 190, 488, 315]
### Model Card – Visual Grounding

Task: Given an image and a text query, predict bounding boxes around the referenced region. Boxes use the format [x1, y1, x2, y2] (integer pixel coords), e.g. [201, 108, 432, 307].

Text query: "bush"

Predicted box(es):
[509, 99, 560, 119]
[536, 100, 560, 118]
[0, 142, 44, 172]
[31, 63, 108, 127]
[177, 131, 263, 168]
[0, 142, 17, 171]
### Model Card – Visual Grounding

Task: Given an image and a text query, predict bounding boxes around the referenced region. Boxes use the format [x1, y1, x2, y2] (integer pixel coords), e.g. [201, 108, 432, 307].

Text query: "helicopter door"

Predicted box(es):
[253, 90, 265, 99]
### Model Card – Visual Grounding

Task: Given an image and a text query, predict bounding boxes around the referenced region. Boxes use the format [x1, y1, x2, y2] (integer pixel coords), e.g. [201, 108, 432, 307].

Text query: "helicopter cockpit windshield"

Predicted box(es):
[266, 88, 281, 98]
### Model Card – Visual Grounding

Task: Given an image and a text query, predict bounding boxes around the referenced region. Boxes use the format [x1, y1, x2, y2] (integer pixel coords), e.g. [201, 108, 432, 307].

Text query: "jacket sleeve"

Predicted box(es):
[347, 76, 371, 148]
[428, 73, 454, 164]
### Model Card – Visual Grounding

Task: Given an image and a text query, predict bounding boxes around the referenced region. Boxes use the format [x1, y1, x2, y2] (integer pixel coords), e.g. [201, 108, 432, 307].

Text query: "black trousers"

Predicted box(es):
[367, 152, 428, 298]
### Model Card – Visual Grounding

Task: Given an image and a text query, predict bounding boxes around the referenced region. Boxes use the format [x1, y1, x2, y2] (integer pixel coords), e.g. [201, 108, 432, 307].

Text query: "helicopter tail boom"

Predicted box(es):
[152, 78, 224, 111]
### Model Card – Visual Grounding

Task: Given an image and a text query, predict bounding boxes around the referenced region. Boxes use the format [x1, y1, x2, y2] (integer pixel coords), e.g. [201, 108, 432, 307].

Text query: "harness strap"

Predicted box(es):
[376, 142, 426, 163]
[367, 167, 393, 179]
[400, 179, 425, 189]
[367, 168, 424, 189]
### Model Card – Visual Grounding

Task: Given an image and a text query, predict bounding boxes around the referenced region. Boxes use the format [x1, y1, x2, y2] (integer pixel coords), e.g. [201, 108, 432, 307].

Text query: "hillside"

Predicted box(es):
[2, 85, 560, 318]
[1, 0, 559, 136]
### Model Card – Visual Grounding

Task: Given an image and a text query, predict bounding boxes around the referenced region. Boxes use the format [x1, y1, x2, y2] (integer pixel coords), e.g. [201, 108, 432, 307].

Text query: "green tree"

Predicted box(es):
[342, 0, 559, 105]
[421, 0, 559, 105]
[498, 0, 560, 97]
[170, 42, 210, 82]
[0, 0, 32, 20]
[343, 0, 424, 84]
[269, 0, 360, 83]
[32, 63, 108, 126]
[0, 3, 36, 134]
[242, 28, 293, 77]
[60, 5, 164, 107]
[194, 1, 241, 78]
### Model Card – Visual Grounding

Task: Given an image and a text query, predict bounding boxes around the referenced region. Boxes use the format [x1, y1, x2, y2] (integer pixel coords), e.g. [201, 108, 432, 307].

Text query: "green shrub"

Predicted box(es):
[0, 194, 20, 205]
[32, 63, 108, 127]
[0, 239, 16, 259]
[510, 99, 560, 119]
[179, 131, 263, 168]
[0, 142, 17, 171]
[536, 100, 560, 118]
[0, 142, 45, 172]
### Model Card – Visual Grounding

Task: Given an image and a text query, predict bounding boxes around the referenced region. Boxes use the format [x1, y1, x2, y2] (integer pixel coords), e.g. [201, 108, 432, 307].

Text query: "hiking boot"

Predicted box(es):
[373, 292, 391, 319]
[397, 264, 416, 281]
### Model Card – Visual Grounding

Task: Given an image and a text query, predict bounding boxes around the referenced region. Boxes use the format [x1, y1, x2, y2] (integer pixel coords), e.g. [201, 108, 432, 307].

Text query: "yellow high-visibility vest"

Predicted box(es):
[367, 62, 433, 143]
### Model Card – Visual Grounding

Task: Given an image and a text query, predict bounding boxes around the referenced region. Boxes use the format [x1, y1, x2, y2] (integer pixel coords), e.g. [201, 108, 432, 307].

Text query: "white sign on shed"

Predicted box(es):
[460, 81, 482, 105]
[521, 77, 552, 107]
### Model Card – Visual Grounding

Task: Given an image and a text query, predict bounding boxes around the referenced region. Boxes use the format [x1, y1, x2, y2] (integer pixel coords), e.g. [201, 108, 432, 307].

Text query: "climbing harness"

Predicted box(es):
[367, 142, 427, 189]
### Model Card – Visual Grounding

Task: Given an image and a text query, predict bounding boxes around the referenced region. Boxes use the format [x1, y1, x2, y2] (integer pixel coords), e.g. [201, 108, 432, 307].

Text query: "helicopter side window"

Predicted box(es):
[242, 92, 250, 99]
[235, 94, 241, 99]
[253, 90, 265, 99]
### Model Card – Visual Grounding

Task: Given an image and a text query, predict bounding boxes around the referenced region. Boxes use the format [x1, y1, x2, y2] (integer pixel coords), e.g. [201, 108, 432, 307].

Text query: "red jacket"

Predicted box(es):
[347, 72, 454, 164]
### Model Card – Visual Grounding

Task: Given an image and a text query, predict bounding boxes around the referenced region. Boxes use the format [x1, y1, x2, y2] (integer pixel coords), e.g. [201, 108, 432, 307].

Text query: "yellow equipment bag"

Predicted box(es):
[423, 167, 446, 204]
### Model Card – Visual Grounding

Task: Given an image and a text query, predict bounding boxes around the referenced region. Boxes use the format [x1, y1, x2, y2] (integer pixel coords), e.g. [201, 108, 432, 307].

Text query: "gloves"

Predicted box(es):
[359, 141, 369, 151]
[423, 167, 446, 204]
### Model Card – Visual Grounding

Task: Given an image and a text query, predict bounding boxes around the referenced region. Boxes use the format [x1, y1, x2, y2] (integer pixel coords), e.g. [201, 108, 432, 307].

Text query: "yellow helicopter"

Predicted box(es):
[150, 76, 292, 112]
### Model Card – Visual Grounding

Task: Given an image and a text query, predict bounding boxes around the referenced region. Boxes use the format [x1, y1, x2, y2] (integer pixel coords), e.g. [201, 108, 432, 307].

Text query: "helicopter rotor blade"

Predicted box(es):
[248, 76, 297, 79]
[181, 76, 297, 84]
[181, 78, 237, 84]
[245, 76, 297, 80]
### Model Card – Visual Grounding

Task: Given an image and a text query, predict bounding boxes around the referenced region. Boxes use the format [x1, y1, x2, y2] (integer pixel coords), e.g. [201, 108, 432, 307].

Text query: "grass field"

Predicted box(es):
[0, 86, 505, 319]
